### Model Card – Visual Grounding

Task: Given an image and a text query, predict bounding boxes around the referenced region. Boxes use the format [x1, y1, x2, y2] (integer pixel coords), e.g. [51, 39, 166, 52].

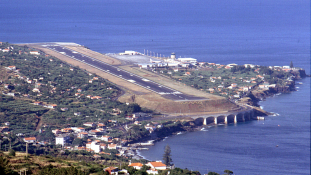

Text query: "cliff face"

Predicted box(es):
[292, 69, 307, 79]
[245, 80, 295, 106]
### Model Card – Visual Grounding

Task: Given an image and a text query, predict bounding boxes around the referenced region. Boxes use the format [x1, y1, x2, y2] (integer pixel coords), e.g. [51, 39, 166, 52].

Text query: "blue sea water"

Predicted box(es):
[0, 0, 310, 174]
[138, 77, 310, 175]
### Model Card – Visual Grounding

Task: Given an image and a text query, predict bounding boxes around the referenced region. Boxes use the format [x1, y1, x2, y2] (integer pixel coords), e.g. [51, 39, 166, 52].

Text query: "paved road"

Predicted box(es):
[42, 44, 206, 101]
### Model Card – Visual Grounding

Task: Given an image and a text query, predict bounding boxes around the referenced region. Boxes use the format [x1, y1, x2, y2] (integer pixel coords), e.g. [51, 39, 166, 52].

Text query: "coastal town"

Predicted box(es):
[0, 42, 307, 175]
[117, 50, 304, 99]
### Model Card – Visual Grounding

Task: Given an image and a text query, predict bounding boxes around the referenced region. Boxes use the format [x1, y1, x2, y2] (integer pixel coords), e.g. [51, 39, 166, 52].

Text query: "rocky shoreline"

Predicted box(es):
[130, 73, 310, 160]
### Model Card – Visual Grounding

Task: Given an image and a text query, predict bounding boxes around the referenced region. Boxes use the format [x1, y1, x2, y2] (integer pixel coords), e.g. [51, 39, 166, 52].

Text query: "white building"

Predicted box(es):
[83, 122, 96, 127]
[71, 127, 85, 133]
[146, 161, 167, 170]
[30, 51, 40, 55]
[119, 50, 138, 55]
[90, 141, 100, 153]
[128, 162, 143, 170]
[177, 58, 197, 63]
[23, 137, 36, 143]
[55, 134, 70, 146]
[101, 135, 112, 142]
[227, 63, 238, 68]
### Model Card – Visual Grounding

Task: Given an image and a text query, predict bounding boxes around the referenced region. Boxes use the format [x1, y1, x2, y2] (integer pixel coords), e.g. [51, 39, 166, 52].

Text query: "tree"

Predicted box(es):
[162, 145, 173, 166]
[8, 149, 15, 157]
[224, 169, 233, 175]
[72, 138, 83, 146]
[0, 156, 14, 175]
[290, 61, 294, 68]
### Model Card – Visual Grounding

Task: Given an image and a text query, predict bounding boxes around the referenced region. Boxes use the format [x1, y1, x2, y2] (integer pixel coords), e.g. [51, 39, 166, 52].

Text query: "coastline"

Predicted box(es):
[130, 76, 309, 160]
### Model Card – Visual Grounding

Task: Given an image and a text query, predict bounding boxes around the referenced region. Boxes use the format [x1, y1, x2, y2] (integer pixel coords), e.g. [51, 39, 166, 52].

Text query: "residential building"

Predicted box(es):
[30, 51, 40, 55]
[147, 161, 167, 170]
[24, 137, 36, 143]
[104, 167, 119, 175]
[101, 135, 112, 142]
[83, 122, 96, 127]
[71, 127, 85, 133]
[55, 134, 70, 146]
[77, 132, 88, 139]
[128, 163, 143, 170]
[108, 143, 117, 149]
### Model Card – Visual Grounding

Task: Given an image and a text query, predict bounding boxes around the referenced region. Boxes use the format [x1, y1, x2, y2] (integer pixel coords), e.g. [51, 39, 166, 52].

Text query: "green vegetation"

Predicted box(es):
[290, 61, 293, 68]
[152, 62, 298, 98]
[223, 169, 233, 175]
[163, 145, 173, 166]
[0, 42, 149, 137]
[158, 168, 201, 175]
[0, 42, 239, 174]
[38, 165, 86, 175]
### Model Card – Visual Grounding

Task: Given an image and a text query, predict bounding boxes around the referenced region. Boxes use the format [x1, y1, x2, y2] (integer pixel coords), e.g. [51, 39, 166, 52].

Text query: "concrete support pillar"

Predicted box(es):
[234, 115, 237, 124]
[224, 116, 228, 124]
[203, 118, 207, 125]
[214, 117, 217, 125]
[251, 110, 254, 119]
[242, 114, 245, 122]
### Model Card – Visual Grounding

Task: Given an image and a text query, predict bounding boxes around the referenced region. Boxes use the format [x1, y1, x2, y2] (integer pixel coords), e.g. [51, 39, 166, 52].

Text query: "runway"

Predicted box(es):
[41, 44, 207, 101]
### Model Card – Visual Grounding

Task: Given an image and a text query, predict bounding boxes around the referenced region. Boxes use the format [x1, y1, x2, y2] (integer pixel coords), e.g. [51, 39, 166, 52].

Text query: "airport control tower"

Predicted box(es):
[171, 52, 176, 60]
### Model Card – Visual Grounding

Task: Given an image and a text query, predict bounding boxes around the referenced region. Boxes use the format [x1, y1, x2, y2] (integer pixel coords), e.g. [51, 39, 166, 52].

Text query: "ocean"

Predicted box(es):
[1, 0, 310, 174]
[138, 77, 310, 175]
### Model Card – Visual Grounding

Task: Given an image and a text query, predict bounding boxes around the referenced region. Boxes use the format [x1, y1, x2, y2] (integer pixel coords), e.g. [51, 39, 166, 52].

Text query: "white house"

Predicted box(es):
[55, 134, 70, 146]
[30, 51, 40, 55]
[101, 135, 112, 142]
[23, 137, 36, 143]
[32, 88, 40, 93]
[146, 169, 158, 175]
[74, 112, 81, 116]
[108, 143, 117, 149]
[90, 141, 101, 153]
[146, 161, 167, 170]
[83, 122, 96, 127]
[5, 66, 16, 70]
[77, 132, 88, 139]
[128, 163, 143, 170]
[2, 48, 9, 52]
[46, 104, 57, 109]
[227, 63, 238, 67]
[71, 127, 85, 133]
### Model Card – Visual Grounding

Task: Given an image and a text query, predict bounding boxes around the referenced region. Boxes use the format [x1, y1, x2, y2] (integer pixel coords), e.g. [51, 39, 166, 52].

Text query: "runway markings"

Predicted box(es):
[42, 44, 206, 101]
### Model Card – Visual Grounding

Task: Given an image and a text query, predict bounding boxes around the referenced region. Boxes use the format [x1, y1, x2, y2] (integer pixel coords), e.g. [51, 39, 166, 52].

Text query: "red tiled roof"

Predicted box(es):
[129, 163, 143, 167]
[149, 162, 166, 167]
[24, 137, 36, 141]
